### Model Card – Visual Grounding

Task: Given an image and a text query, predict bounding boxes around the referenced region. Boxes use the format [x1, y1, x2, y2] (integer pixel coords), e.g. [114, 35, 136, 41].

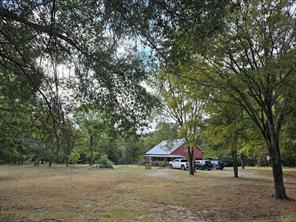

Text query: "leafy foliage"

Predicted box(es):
[96, 154, 113, 169]
[0, 0, 158, 164]
[69, 150, 80, 164]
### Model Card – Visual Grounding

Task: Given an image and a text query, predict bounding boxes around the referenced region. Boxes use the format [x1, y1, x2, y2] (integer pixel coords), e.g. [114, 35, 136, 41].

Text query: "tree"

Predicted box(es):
[74, 108, 111, 165]
[141, 122, 179, 150]
[106, 1, 229, 64]
[0, 1, 157, 124]
[0, 1, 158, 163]
[69, 150, 80, 165]
[197, 0, 296, 200]
[203, 94, 251, 177]
[158, 66, 210, 175]
[0, 52, 38, 164]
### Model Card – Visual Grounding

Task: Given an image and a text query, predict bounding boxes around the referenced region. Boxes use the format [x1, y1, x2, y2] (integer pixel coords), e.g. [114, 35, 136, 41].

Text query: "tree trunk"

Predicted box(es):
[49, 160, 52, 167]
[191, 149, 196, 173]
[231, 147, 239, 178]
[231, 132, 239, 178]
[266, 132, 288, 200]
[187, 146, 194, 175]
[55, 137, 60, 162]
[89, 135, 94, 165]
[241, 153, 245, 169]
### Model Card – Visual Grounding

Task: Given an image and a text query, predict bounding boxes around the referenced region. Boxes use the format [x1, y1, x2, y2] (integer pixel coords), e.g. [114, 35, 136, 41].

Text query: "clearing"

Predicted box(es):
[0, 165, 296, 222]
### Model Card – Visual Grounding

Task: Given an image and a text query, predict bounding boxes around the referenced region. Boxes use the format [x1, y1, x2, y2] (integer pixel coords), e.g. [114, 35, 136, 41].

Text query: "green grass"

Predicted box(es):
[279, 215, 296, 222]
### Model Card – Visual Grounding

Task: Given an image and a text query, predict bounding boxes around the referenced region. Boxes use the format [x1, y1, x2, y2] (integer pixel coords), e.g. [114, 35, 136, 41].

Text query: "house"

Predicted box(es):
[144, 138, 204, 165]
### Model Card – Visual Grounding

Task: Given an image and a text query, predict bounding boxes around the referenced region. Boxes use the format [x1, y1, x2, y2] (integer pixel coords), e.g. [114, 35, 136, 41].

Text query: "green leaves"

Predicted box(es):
[0, 0, 160, 164]
[69, 150, 80, 164]
[157, 59, 211, 147]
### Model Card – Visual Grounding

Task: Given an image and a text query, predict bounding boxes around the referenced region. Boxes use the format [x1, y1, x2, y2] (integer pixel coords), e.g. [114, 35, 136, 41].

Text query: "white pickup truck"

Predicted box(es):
[169, 159, 188, 170]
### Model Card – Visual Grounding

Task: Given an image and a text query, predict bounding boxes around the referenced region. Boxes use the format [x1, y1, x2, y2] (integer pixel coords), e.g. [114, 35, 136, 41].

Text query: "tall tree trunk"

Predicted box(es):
[241, 153, 245, 169]
[231, 132, 239, 178]
[89, 135, 94, 165]
[266, 131, 288, 200]
[231, 147, 239, 178]
[65, 156, 69, 167]
[191, 149, 196, 173]
[187, 146, 194, 175]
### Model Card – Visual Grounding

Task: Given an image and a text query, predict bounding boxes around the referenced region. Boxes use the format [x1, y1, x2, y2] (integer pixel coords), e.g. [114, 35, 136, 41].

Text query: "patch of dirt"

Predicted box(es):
[149, 171, 173, 179]
[150, 203, 202, 222]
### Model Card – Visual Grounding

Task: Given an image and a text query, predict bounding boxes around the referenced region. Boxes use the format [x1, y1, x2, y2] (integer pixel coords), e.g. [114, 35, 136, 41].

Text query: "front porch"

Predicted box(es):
[144, 154, 184, 166]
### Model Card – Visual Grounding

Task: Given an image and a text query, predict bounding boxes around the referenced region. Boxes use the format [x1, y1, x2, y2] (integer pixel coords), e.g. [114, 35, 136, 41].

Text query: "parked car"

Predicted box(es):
[169, 159, 188, 170]
[210, 160, 224, 170]
[195, 160, 212, 170]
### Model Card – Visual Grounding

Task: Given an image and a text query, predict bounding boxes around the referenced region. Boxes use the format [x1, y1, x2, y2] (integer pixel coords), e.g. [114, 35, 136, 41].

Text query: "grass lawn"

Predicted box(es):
[0, 165, 296, 222]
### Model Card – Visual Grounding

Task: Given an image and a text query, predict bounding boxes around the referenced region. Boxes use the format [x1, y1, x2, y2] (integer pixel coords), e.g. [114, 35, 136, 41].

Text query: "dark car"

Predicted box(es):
[195, 160, 212, 170]
[210, 160, 224, 170]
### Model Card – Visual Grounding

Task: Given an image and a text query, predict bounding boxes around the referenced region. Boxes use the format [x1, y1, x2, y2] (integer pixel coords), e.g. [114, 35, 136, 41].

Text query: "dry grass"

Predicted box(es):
[0, 165, 296, 222]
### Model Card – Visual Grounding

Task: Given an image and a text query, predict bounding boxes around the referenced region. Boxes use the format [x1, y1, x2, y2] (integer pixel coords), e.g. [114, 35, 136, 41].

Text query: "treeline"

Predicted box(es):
[0, 113, 178, 166]
[1, 83, 296, 167]
[3, 112, 296, 168]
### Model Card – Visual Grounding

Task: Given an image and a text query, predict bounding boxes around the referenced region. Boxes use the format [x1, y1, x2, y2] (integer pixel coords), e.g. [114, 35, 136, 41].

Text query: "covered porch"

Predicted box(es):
[144, 154, 184, 166]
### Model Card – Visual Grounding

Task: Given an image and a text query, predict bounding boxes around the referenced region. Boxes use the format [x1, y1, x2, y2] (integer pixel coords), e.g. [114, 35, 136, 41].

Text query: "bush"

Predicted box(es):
[137, 156, 146, 165]
[96, 154, 113, 169]
[69, 150, 80, 164]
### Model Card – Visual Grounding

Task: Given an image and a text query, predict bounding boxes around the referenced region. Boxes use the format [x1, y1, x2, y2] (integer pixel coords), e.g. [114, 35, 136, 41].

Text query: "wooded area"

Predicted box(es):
[0, 0, 296, 206]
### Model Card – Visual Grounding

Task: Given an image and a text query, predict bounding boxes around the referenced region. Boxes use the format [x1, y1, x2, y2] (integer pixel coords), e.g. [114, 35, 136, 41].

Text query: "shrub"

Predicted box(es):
[69, 150, 80, 164]
[137, 156, 145, 165]
[96, 154, 113, 169]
